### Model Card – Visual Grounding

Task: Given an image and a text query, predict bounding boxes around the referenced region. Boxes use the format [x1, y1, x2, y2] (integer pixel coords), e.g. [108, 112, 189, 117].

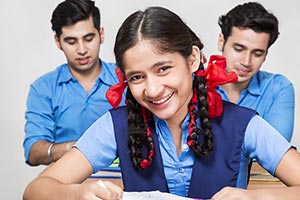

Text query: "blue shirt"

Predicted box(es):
[75, 111, 291, 197]
[23, 60, 126, 163]
[217, 71, 294, 141]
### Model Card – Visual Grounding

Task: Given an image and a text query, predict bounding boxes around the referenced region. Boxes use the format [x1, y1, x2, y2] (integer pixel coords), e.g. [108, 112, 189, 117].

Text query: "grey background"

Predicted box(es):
[1, 0, 299, 199]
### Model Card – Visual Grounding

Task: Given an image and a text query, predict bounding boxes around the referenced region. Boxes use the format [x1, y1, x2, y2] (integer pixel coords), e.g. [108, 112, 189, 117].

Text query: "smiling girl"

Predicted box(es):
[23, 6, 300, 200]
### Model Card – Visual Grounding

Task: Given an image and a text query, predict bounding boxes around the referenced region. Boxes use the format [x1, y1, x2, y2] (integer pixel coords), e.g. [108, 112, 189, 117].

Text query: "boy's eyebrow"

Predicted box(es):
[63, 32, 96, 42]
[83, 32, 96, 38]
[63, 36, 76, 42]
[233, 42, 266, 53]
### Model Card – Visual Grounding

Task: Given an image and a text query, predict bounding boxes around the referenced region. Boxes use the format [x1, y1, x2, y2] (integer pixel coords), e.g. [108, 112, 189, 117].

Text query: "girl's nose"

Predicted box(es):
[144, 77, 163, 98]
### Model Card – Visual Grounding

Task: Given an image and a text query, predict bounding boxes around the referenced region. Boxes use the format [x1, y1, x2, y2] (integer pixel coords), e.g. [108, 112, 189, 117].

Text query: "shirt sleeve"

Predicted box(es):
[75, 111, 118, 173]
[263, 78, 294, 141]
[23, 83, 56, 163]
[242, 115, 292, 175]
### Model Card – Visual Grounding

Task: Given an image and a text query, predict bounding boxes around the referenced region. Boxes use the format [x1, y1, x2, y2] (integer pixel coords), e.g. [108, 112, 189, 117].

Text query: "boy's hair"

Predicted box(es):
[51, 0, 101, 38]
[218, 2, 279, 48]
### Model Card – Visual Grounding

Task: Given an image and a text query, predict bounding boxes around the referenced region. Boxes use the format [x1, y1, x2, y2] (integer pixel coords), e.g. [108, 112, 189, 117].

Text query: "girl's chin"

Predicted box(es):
[151, 110, 174, 120]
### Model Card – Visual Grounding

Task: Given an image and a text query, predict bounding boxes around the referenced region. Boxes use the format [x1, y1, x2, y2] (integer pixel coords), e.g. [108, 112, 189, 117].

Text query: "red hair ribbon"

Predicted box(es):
[140, 107, 154, 169]
[195, 55, 238, 118]
[106, 67, 128, 108]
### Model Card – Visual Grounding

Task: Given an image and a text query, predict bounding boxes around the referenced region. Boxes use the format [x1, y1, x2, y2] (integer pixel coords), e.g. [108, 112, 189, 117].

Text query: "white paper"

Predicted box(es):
[123, 190, 201, 200]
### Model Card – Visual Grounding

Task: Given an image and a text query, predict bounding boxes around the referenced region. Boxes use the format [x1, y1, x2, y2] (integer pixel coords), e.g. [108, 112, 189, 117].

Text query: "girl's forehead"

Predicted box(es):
[123, 41, 161, 66]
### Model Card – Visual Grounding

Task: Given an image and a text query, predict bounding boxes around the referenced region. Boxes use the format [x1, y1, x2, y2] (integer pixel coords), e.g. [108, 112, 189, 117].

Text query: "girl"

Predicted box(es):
[23, 6, 300, 200]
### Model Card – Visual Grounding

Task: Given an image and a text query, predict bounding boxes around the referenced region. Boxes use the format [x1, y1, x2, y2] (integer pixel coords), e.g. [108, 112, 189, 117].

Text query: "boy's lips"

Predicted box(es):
[236, 67, 250, 76]
[77, 57, 90, 65]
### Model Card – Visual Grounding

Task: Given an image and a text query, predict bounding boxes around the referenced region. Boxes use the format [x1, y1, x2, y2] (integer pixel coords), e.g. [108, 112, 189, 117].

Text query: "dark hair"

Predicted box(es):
[51, 0, 101, 38]
[114, 6, 213, 169]
[218, 2, 279, 48]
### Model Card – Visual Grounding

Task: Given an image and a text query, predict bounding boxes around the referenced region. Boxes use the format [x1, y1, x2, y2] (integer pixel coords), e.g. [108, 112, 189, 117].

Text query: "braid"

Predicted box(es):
[127, 89, 154, 169]
[187, 62, 214, 157]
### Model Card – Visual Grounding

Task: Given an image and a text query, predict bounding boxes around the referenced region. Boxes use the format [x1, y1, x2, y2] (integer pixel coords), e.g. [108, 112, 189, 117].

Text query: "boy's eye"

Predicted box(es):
[85, 36, 94, 42]
[234, 46, 243, 52]
[66, 39, 76, 45]
[253, 51, 264, 57]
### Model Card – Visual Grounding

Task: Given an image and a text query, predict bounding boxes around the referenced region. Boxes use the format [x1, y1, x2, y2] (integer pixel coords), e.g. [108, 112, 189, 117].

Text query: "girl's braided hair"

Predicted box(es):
[114, 6, 213, 169]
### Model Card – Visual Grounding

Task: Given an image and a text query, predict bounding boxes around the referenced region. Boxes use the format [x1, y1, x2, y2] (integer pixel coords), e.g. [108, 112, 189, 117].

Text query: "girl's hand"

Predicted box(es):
[77, 180, 123, 200]
[211, 186, 258, 200]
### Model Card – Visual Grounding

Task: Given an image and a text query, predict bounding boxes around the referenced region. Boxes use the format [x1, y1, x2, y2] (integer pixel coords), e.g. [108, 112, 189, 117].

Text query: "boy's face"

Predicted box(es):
[218, 27, 269, 85]
[55, 16, 104, 75]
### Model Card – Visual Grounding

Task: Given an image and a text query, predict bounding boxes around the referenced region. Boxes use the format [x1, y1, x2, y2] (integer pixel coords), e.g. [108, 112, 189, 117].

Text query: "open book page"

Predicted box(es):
[123, 190, 205, 200]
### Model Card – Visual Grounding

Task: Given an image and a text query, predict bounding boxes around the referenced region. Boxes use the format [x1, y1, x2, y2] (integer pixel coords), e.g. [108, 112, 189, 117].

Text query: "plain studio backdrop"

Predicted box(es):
[0, 0, 299, 199]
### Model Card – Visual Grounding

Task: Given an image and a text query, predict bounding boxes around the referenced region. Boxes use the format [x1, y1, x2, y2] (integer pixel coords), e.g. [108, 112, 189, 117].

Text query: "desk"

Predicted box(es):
[85, 169, 123, 188]
[86, 162, 286, 189]
[248, 162, 286, 189]
[86, 177, 123, 188]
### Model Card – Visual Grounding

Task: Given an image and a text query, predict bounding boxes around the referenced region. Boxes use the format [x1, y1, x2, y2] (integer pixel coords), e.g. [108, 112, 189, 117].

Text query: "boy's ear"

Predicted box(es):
[189, 45, 201, 73]
[54, 35, 62, 50]
[99, 27, 104, 44]
[218, 33, 225, 52]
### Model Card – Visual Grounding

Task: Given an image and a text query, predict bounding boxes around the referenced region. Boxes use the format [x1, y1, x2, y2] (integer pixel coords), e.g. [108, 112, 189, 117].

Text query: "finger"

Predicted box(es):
[94, 186, 113, 200]
[211, 187, 228, 200]
[95, 180, 123, 200]
[102, 181, 123, 199]
[103, 181, 123, 193]
[97, 180, 107, 189]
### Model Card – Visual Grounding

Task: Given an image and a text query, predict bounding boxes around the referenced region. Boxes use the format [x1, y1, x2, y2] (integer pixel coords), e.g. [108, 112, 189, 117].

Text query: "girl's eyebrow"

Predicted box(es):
[152, 60, 173, 68]
[125, 70, 140, 78]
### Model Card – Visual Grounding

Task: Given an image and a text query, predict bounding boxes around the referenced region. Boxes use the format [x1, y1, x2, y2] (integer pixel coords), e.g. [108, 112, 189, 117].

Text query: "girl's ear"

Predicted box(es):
[189, 45, 201, 73]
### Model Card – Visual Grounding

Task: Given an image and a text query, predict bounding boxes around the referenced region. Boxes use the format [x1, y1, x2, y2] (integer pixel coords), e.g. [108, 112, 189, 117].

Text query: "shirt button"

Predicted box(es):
[182, 144, 189, 151]
[179, 168, 184, 173]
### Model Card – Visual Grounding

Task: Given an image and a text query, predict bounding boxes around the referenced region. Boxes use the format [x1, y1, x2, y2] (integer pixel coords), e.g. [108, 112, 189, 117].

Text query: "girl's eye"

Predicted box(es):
[159, 66, 171, 73]
[129, 74, 143, 82]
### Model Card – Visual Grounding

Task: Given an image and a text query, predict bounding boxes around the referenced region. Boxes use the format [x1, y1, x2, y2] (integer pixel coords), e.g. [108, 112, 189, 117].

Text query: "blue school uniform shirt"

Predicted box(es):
[75, 111, 291, 197]
[217, 71, 294, 141]
[23, 60, 126, 164]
